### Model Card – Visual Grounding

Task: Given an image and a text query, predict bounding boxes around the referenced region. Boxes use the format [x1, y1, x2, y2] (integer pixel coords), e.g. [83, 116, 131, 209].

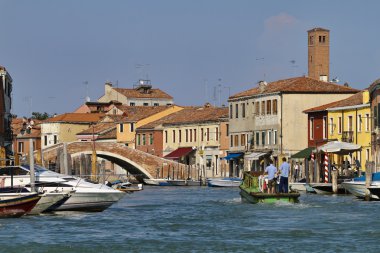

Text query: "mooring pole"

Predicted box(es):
[29, 139, 36, 192]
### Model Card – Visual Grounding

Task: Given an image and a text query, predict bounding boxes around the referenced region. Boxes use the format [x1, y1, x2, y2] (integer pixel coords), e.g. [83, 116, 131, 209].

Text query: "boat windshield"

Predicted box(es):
[22, 165, 49, 173]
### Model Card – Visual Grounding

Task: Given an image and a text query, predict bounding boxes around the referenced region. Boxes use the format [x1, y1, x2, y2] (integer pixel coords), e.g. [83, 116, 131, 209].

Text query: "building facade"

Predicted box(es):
[98, 80, 174, 106]
[228, 77, 359, 170]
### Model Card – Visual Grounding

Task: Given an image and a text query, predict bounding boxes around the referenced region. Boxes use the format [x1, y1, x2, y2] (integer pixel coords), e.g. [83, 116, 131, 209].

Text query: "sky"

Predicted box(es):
[2, 0, 380, 117]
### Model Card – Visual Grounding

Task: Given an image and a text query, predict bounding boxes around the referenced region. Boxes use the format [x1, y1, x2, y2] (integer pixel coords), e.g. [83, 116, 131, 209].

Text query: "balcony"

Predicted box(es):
[341, 131, 354, 143]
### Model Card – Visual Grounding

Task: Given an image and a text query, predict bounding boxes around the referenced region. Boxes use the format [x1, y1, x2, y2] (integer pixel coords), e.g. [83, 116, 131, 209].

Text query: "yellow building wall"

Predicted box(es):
[327, 105, 372, 170]
[116, 105, 184, 148]
[60, 123, 93, 142]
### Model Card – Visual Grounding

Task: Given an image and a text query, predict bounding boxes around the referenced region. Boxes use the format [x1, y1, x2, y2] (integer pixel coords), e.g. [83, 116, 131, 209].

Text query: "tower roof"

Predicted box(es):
[307, 27, 330, 33]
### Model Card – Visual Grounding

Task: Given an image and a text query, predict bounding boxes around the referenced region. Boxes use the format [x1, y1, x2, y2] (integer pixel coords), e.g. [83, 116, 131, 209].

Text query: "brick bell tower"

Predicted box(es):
[308, 27, 330, 82]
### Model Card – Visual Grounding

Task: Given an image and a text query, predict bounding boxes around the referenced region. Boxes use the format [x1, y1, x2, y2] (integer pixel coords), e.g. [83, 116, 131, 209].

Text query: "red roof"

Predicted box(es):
[229, 77, 359, 100]
[164, 147, 193, 160]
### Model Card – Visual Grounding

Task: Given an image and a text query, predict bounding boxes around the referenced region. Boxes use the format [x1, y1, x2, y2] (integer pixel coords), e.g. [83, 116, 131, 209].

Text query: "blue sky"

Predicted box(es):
[2, 0, 380, 117]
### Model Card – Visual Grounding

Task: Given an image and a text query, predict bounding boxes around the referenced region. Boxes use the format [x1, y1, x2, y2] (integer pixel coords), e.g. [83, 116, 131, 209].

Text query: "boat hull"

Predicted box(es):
[341, 181, 379, 200]
[309, 183, 348, 195]
[167, 180, 201, 186]
[29, 191, 72, 215]
[239, 186, 300, 204]
[143, 179, 169, 186]
[0, 193, 41, 218]
[53, 190, 125, 212]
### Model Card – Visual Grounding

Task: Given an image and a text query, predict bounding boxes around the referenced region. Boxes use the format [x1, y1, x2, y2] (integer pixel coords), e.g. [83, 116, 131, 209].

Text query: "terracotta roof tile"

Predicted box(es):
[139, 106, 229, 129]
[114, 87, 173, 99]
[229, 76, 359, 100]
[303, 91, 366, 113]
[77, 122, 116, 135]
[113, 105, 177, 121]
[43, 113, 104, 123]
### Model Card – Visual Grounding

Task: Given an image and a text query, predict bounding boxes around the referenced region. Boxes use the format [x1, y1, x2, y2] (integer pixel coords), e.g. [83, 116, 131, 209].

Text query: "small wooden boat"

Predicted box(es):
[239, 172, 300, 204]
[309, 183, 348, 194]
[166, 179, 201, 186]
[0, 193, 41, 218]
[207, 177, 242, 187]
[143, 178, 169, 186]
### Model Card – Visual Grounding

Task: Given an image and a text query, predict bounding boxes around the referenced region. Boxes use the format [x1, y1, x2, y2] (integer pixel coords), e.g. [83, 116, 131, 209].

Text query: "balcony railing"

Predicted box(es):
[341, 131, 354, 143]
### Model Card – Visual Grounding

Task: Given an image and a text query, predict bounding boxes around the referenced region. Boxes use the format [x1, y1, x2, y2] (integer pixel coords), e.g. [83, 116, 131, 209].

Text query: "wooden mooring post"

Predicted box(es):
[364, 162, 373, 201]
[331, 170, 338, 194]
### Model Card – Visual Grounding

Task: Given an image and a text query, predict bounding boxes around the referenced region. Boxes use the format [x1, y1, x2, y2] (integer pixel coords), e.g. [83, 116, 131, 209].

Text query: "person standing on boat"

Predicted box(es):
[263, 160, 277, 194]
[279, 157, 290, 193]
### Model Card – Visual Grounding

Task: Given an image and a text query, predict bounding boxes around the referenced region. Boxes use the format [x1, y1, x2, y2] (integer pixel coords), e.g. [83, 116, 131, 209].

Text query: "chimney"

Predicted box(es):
[258, 80, 267, 93]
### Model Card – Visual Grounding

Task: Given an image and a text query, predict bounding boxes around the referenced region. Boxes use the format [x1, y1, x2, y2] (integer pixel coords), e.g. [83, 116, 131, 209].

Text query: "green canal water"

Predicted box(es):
[0, 186, 379, 253]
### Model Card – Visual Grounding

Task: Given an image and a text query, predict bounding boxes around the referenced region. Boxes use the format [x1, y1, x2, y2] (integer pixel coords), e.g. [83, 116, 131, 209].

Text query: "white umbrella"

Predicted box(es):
[317, 141, 361, 155]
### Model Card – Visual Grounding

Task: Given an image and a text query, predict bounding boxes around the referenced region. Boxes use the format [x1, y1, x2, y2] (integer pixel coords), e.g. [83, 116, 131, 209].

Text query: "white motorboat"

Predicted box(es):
[207, 177, 242, 187]
[166, 179, 201, 186]
[309, 182, 348, 194]
[0, 165, 126, 212]
[341, 181, 380, 200]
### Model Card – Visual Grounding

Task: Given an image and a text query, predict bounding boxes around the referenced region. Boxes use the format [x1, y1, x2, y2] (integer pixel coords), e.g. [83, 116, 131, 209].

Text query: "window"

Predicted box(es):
[130, 123, 134, 132]
[154, 103, 159, 106]
[172, 130, 176, 143]
[226, 124, 229, 136]
[242, 103, 246, 118]
[273, 130, 277, 145]
[338, 117, 342, 134]
[309, 35, 314, 45]
[186, 129, 188, 142]
[130, 102, 135, 106]
[255, 132, 260, 146]
[365, 114, 370, 131]
[241, 134, 245, 147]
[119, 123, 124, 133]
[143, 103, 149, 106]
[216, 127, 219, 141]
[194, 129, 197, 142]
[207, 128, 210, 141]
[329, 118, 334, 135]
[323, 116, 327, 139]
[358, 115, 362, 132]
[137, 134, 141, 145]
[348, 116, 353, 131]
[252, 102, 255, 115]
[273, 99, 278, 115]
[18, 142, 24, 153]
[268, 130, 272, 145]
[142, 134, 146, 145]
[266, 100, 271, 115]
[261, 101, 265, 115]
[44, 136, 47, 146]
[54, 135, 57, 144]
[310, 117, 314, 140]
[255, 102, 260, 115]
[179, 130, 182, 142]
[366, 149, 370, 161]
[235, 104, 239, 118]
[261, 131, 266, 145]
[234, 135, 239, 147]
[230, 135, 233, 147]
[201, 128, 204, 141]
[229, 104, 233, 119]
[165, 131, 168, 143]
[190, 129, 193, 142]
[149, 134, 153, 145]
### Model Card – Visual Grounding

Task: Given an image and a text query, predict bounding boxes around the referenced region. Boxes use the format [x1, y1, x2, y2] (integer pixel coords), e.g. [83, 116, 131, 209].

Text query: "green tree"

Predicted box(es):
[31, 112, 50, 120]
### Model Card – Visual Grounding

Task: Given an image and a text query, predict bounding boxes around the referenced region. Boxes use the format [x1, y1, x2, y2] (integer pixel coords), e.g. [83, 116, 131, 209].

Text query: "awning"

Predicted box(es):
[245, 152, 267, 161]
[317, 141, 361, 155]
[291, 147, 314, 159]
[164, 147, 193, 160]
[222, 153, 243, 160]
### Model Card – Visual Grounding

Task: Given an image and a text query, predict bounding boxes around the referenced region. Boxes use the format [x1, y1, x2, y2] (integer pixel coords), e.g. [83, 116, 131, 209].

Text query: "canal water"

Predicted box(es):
[0, 186, 379, 253]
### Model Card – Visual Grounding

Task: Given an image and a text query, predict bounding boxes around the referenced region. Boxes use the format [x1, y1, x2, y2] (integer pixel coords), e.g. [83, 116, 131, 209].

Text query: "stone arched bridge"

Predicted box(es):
[41, 142, 186, 180]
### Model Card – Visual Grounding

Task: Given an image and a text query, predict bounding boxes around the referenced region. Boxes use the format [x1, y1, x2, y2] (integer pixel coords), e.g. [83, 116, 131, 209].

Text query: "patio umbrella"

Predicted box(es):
[317, 141, 361, 155]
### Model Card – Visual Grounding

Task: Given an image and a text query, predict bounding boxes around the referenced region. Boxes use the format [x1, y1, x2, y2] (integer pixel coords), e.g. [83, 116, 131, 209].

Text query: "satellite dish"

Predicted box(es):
[85, 96, 91, 102]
